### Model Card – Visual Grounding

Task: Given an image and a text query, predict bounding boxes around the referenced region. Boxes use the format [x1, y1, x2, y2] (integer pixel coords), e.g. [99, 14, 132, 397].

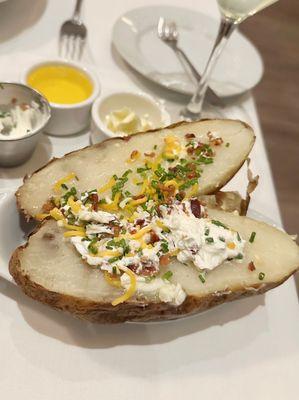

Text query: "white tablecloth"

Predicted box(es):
[0, 1, 298, 399]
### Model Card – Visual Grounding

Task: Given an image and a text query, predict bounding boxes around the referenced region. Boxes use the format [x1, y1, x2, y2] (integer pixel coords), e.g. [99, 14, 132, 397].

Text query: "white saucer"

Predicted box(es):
[112, 5, 264, 97]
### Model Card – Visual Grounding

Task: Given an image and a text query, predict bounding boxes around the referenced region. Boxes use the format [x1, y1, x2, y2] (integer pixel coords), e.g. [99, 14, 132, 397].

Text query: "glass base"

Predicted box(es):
[179, 102, 251, 123]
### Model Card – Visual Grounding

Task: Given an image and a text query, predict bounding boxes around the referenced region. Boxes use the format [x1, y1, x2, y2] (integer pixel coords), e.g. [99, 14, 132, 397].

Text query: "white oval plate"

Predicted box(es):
[112, 5, 264, 97]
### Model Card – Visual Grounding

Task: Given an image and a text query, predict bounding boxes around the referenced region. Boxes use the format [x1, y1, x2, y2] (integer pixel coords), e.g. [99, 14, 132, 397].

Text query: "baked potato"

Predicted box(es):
[9, 209, 299, 323]
[16, 119, 255, 219]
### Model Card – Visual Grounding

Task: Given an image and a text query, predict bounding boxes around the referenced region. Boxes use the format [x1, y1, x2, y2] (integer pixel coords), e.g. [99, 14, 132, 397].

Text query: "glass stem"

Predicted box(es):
[186, 17, 237, 115]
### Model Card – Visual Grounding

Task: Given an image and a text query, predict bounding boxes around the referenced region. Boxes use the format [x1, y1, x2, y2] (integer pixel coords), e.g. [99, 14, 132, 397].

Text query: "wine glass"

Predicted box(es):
[181, 0, 279, 120]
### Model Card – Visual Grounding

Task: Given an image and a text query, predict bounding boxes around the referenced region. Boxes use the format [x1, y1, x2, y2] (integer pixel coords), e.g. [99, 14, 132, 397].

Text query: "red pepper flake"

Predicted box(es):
[248, 261, 256, 271]
[185, 133, 195, 139]
[190, 199, 201, 218]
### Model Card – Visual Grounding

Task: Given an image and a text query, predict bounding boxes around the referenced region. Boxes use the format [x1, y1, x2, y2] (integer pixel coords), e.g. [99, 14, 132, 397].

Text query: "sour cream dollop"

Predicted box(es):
[0, 100, 44, 140]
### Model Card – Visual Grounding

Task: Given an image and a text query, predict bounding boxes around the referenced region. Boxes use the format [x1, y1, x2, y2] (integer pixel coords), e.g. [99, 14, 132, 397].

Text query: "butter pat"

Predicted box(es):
[105, 107, 153, 135]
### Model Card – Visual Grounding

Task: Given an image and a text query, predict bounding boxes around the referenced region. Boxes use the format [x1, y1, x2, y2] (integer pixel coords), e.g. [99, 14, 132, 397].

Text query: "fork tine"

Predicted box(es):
[77, 37, 85, 60]
[59, 33, 67, 58]
[68, 35, 77, 60]
[157, 17, 165, 38]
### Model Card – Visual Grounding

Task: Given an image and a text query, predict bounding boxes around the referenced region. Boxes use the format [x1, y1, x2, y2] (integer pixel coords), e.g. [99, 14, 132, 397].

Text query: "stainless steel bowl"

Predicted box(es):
[0, 82, 51, 167]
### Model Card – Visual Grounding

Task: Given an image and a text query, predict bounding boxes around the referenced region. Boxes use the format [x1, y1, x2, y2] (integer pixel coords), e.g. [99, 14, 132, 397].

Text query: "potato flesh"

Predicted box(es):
[17, 210, 299, 303]
[17, 119, 254, 217]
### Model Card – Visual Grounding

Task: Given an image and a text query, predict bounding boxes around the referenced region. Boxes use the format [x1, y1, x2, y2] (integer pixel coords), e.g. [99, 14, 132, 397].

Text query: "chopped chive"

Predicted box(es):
[237, 232, 241, 242]
[205, 237, 214, 244]
[205, 228, 210, 236]
[154, 144, 157, 150]
[61, 183, 68, 190]
[259, 272, 265, 280]
[249, 231, 256, 243]
[219, 236, 225, 242]
[112, 266, 117, 275]
[225, 142, 230, 147]
[198, 273, 206, 283]
[162, 271, 173, 281]
[235, 253, 243, 260]
[108, 256, 122, 264]
[211, 220, 228, 229]
[160, 240, 169, 254]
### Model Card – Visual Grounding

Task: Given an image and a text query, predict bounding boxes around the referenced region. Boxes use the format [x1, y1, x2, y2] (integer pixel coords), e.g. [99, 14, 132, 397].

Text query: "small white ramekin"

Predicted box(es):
[91, 91, 171, 144]
[21, 59, 100, 136]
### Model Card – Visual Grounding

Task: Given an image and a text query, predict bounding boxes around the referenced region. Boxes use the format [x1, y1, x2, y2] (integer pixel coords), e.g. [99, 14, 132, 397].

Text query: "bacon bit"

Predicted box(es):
[176, 191, 185, 201]
[190, 199, 201, 218]
[144, 152, 155, 158]
[187, 146, 194, 155]
[248, 261, 256, 271]
[207, 131, 223, 146]
[187, 172, 197, 179]
[158, 183, 175, 194]
[135, 218, 145, 228]
[156, 206, 163, 217]
[90, 193, 99, 211]
[113, 225, 121, 237]
[128, 262, 157, 276]
[159, 254, 170, 266]
[42, 199, 55, 213]
[20, 103, 30, 111]
[185, 133, 195, 139]
[149, 230, 160, 244]
[11, 97, 17, 104]
[130, 150, 139, 159]
[129, 228, 137, 234]
[132, 194, 146, 200]
[123, 135, 131, 142]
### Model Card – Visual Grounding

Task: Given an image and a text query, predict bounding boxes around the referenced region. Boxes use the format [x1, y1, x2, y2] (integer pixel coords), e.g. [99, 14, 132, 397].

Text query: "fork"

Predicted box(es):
[59, 0, 87, 60]
[157, 17, 222, 106]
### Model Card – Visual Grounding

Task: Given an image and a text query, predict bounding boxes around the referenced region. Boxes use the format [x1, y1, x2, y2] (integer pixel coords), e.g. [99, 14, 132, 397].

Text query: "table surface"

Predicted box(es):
[241, 0, 299, 236]
[0, 1, 298, 399]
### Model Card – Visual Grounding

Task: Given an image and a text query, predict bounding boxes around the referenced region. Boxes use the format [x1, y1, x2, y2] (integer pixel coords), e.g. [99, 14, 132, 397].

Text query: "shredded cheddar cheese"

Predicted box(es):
[49, 208, 65, 221]
[53, 172, 77, 193]
[63, 230, 86, 237]
[100, 192, 121, 211]
[129, 196, 147, 206]
[67, 197, 81, 214]
[97, 177, 116, 194]
[35, 213, 50, 221]
[63, 223, 84, 231]
[104, 271, 122, 288]
[128, 225, 152, 240]
[111, 267, 136, 306]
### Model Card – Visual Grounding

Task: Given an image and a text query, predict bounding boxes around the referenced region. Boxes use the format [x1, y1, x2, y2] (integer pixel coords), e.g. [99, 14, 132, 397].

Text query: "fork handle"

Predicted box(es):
[174, 46, 223, 106]
[73, 0, 83, 21]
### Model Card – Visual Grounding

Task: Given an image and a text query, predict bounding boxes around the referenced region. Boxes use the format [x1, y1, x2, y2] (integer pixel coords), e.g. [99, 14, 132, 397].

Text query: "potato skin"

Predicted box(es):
[9, 242, 295, 324]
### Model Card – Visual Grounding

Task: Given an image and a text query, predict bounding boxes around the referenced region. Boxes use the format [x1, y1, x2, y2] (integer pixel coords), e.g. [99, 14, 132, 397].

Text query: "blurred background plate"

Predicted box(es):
[113, 5, 264, 97]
